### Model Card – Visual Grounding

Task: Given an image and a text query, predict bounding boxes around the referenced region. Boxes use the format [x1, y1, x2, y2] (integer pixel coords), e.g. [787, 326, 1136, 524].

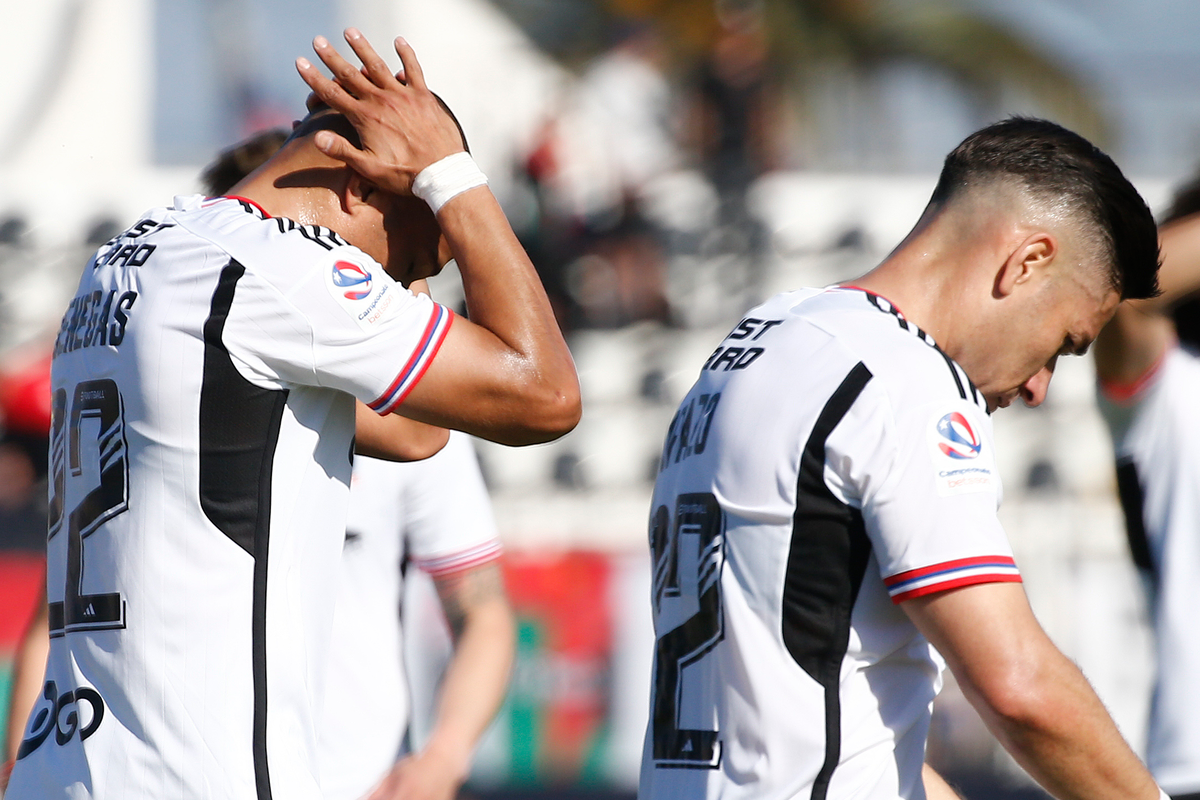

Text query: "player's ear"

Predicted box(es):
[995, 232, 1055, 298]
[343, 171, 378, 213]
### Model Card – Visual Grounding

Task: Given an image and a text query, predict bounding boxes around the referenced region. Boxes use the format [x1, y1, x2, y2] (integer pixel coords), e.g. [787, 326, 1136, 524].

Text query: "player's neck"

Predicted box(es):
[846, 253, 963, 347]
[849, 207, 1003, 355]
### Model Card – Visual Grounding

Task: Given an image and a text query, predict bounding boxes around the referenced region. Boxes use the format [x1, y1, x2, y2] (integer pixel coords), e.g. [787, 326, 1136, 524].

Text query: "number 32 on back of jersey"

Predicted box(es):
[649, 491, 725, 769]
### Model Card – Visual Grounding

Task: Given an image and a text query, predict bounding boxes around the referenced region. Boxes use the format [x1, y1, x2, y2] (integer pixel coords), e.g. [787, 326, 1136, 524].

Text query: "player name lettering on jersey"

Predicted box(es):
[54, 289, 138, 356]
[659, 392, 721, 471]
[702, 317, 784, 372]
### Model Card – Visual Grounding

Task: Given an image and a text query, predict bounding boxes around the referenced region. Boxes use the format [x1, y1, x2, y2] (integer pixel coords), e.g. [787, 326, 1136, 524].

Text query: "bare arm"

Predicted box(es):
[1094, 213, 1200, 384]
[903, 583, 1159, 800]
[365, 561, 515, 800]
[4, 585, 49, 764]
[297, 31, 580, 446]
[354, 401, 448, 461]
[923, 763, 963, 800]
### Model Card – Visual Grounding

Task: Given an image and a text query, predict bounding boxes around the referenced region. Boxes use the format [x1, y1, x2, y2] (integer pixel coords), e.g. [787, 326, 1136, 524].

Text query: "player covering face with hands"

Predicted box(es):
[6, 30, 578, 800]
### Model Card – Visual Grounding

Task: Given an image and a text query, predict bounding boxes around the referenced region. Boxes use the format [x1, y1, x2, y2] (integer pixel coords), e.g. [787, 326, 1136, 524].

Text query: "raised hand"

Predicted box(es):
[296, 29, 464, 195]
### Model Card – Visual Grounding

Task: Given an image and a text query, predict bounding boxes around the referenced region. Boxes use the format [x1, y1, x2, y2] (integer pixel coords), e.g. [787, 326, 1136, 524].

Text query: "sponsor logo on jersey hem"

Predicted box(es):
[17, 679, 106, 759]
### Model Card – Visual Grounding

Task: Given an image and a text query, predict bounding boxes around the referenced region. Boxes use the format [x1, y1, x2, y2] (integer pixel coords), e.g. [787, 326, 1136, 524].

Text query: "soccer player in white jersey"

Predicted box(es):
[319, 432, 513, 800]
[640, 117, 1169, 800]
[6, 31, 579, 800]
[1094, 178, 1200, 800]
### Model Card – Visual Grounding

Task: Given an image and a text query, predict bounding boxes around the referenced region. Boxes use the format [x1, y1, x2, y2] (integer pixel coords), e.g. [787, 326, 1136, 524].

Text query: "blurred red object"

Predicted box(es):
[0, 351, 51, 437]
[0, 552, 44, 654]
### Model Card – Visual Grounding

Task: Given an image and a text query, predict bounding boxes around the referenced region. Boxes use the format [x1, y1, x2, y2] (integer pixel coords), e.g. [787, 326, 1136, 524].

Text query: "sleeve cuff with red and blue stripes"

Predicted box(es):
[884, 555, 1021, 603]
[368, 303, 454, 415]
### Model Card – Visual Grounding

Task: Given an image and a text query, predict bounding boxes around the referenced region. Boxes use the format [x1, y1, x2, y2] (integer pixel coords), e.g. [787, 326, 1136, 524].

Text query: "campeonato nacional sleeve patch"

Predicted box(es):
[926, 408, 994, 496]
[323, 253, 399, 331]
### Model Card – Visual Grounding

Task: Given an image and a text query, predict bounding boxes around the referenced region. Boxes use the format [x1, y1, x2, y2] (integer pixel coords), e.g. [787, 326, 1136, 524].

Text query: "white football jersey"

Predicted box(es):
[8, 195, 453, 800]
[639, 287, 1021, 800]
[1099, 345, 1200, 796]
[319, 432, 500, 800]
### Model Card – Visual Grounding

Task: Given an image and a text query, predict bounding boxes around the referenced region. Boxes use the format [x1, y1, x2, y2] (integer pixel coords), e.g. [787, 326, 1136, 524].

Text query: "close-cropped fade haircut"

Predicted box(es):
[929, 117, 1160, 301]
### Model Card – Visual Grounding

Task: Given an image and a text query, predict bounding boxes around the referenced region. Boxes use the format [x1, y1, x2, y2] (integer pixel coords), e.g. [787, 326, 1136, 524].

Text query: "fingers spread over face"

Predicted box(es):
[393, 36, 426, 91]
[296, 55, 358, 112]
[344, 28, 398, 88]
[311, 34, 379, 101]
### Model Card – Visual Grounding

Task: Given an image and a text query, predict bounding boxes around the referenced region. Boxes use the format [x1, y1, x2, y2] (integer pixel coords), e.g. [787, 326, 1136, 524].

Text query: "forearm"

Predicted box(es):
[421, 595, 515, 774]
[967, 649, 1157, 800]
[922, 763, 962, 800]
[1148, 216, 1200, 310]
[354, 401, 449, 461]
[906, 584, 1160, 800]
[5, 593, 49, 762]
[435, 187, 579, 431]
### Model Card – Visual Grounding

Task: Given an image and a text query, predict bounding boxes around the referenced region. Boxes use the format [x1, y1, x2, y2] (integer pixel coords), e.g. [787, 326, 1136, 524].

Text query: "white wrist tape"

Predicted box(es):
[1159, 789, 1171, 800]
[412, 152, 488, 214]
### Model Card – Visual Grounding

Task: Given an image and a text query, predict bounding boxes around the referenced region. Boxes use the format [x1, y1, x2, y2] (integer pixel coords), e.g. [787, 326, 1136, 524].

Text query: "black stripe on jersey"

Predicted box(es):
[858, 289, 987, 411]
[237, 199, 266, 219]
[273, 217, 349, 250]
[298, 225, 334, 250]
[1115, 457, 1157, 583]
[199, 260, 287, 800]
[940, 351, 968, 400]
[782, 362, 874, 800]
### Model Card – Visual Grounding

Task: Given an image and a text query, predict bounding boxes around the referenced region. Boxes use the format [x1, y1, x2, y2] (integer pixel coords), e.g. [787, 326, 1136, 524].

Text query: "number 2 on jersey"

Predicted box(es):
[47, 379, 129, 636]
[649, 492, 724, 768]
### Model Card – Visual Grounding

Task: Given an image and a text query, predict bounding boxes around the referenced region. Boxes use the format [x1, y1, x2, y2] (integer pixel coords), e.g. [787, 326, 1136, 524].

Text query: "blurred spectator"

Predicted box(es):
[515, 22, 682, 333]
[689, 0, 776, 210]
[564, 203, 670, 329]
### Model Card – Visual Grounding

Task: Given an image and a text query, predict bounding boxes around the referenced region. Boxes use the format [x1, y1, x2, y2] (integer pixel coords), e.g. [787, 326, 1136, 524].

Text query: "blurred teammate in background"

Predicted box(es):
[6, 30, 578, 800]
[641, 117, 1166, 800]
[321, 437, 513, 800]
[1094, 176, 1200, 800]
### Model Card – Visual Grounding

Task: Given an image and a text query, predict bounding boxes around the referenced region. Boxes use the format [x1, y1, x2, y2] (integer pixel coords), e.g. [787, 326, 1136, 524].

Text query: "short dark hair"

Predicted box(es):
[291, 93, 469, 153]
[930, 117, 1160, 300]
[200, 128, 290, 196]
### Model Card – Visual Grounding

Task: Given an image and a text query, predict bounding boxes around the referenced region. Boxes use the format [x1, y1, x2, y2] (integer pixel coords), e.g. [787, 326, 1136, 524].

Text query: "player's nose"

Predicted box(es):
[1018, 366, 1053, 407]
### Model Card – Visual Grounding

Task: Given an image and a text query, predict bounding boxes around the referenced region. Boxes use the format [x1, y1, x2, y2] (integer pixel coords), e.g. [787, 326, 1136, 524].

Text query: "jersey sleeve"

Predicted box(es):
[402, 432, 502, 577]
[220, 242, 453, 413]
[826, 381, 1020, 604]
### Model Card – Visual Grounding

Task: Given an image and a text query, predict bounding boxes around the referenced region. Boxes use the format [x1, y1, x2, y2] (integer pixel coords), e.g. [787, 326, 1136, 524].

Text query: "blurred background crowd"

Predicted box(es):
[3, 0, 1200, 798]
